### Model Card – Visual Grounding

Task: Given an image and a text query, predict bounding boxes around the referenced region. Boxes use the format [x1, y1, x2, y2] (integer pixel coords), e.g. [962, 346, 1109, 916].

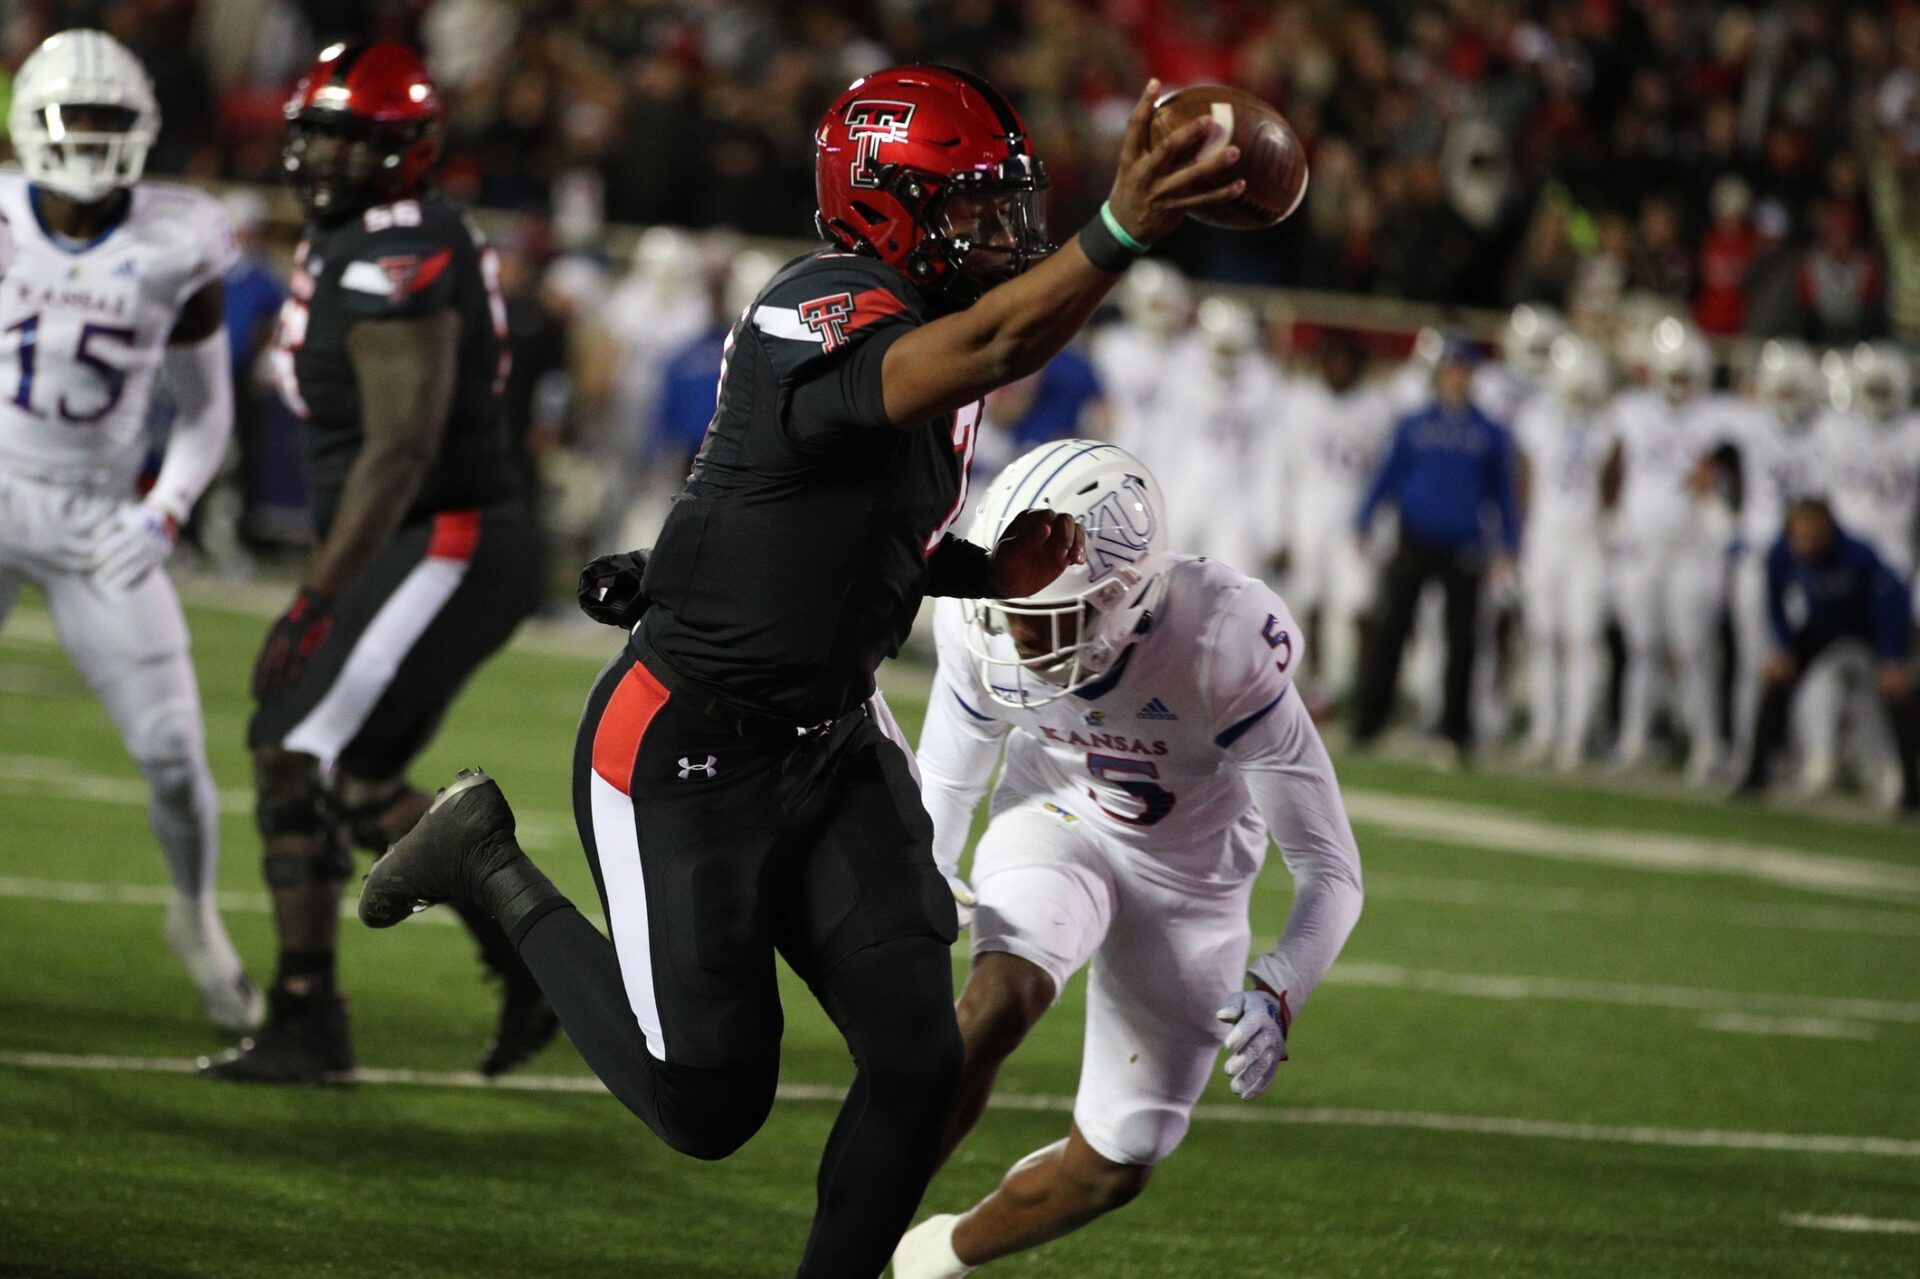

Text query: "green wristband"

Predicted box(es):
[1098, 201, 1149, 254]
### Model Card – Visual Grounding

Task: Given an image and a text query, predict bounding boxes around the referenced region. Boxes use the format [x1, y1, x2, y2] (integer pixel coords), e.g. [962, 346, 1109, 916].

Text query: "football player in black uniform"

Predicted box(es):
[361, 65, 1244, 1275]
[202, 44, 544, 1083]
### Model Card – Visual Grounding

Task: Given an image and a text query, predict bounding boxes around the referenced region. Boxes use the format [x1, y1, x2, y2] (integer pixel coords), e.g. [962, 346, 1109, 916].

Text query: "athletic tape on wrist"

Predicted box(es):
[1080, 201, 1146, 274]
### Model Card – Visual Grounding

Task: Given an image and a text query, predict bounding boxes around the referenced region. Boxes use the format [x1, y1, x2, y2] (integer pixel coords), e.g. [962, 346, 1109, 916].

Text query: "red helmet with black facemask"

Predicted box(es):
[283, 42, 442, 222]
[815, 65, 1052, 304]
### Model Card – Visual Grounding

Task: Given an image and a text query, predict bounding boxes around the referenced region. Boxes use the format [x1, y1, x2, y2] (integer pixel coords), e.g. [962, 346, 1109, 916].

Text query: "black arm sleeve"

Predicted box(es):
[924, 535, 995, 598]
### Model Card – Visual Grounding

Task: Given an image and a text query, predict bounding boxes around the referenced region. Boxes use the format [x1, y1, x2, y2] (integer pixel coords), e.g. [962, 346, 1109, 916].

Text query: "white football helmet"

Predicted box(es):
[1504, 303, 1568, 381]
[8, 30, 160, 204]
[1752, 338, 1821, 429]
[1409, 325, 1447, 372]
[1116, 259, 1192, 339]
[630, 225, 702, 295]
[724, 248, 779, 318]
[1547, 334, 1611, 418]
[963, 440, 1169, 708]
[1195, 295, 1257, 375]
[1841, 342, 1913, 425]
[1647, 316, 1712, 406]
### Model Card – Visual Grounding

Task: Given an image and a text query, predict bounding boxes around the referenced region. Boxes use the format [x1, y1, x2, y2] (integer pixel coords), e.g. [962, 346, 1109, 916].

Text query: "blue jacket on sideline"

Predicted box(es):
[1765, 528, 1914, 661]
[1356, 400, 1520, 554]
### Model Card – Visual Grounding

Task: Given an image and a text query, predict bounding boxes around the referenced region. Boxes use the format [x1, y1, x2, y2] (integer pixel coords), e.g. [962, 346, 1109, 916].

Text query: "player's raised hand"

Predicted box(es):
[1216, 985, 1290, 1101]
[1106, 79, 1246, 248]
[986, 509, 1086, 599]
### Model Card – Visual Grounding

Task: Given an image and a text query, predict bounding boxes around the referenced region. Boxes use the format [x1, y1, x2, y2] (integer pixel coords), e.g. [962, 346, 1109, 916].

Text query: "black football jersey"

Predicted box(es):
[638, 248, 985, 723]
[269, 196, 516, 538]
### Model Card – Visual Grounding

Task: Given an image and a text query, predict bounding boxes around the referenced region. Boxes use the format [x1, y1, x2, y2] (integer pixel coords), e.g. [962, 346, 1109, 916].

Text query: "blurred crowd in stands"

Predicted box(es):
[6, 0, 1920, 332]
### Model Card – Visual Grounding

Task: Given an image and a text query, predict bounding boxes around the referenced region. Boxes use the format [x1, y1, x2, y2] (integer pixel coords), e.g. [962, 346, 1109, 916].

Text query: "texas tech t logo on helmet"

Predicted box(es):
[844, 100, 916, 189]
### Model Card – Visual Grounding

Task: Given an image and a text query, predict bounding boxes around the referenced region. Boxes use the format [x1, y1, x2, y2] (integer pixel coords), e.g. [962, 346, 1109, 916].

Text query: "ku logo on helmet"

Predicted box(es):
[1083, 474, 1159, 582]
[845, 99, 916, 189]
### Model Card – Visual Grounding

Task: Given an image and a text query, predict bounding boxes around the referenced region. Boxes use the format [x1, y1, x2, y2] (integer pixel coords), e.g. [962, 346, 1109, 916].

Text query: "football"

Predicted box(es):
[1148, 85, 1309, 229]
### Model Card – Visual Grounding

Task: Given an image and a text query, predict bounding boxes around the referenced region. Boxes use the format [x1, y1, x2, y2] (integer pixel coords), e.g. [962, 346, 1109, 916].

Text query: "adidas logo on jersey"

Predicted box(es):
[1136, 698, 1177, 720]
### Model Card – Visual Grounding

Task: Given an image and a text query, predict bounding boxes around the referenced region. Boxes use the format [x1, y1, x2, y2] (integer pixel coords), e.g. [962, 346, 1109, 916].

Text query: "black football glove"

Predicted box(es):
[578, 550, 652, 628]
[253, 589, 334, 702]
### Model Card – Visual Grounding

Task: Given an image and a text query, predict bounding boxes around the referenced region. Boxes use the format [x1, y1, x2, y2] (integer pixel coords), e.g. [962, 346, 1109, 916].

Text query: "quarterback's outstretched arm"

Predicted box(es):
[147, 282, 235, 525]
[880, 81, 1245, 427]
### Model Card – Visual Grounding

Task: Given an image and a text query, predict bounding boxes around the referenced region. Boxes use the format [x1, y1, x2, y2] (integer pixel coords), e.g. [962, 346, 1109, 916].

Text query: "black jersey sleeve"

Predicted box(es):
[752, 254, 923, 446]
[332, 204, 467, 321]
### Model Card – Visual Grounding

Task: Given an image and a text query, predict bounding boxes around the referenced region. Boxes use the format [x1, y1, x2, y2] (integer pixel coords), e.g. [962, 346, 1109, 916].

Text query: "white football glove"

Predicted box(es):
[1216, 987, 1289, 1101]
[945, 873, 977, 931]
[94, 501, 177, 592]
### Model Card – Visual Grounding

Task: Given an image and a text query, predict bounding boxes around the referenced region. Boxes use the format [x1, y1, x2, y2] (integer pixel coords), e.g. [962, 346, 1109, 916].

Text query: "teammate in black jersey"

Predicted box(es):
[361, 64, 1245, 1275]
[202, 44, 544, 1084]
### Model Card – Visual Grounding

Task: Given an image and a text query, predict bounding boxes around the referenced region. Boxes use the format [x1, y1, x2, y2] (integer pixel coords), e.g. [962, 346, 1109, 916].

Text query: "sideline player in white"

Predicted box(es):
[1482, 302, 1566, 424]
[1154, 295, 1287, 572]
[0, 30, 259, 1030]
[1280, 329, 1394, 705]
[893, 442, 1363, 1278]
[1088, 257, 1190, 462]
[1824, 343, 1920, 581]
[1515, 335, 1619, 770]
[1608, 317, 1724, 778]
[1706, 340, 1831, 777]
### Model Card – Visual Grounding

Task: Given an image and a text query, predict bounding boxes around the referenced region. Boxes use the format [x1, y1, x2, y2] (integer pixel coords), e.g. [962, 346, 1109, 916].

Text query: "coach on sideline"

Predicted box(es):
[1350, 341, 1520, 762]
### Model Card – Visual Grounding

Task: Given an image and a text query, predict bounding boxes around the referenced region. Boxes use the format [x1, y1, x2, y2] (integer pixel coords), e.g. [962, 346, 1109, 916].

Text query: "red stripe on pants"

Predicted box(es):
[426, 509, 482, 562]
[592, 662, 671, 796]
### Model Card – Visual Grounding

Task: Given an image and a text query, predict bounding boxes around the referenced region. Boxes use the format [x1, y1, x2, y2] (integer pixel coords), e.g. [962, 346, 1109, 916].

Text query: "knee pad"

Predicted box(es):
[128, 697, 206, 792]
[255, 751, 351, 886]
[262, 837, 352, 889]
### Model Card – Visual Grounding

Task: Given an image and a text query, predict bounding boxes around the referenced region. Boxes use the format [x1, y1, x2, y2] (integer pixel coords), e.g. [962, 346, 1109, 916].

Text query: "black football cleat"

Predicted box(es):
[360, 768, 519, 927]
[478, 968, 561, 1078]
[198, 987, 354, 1085]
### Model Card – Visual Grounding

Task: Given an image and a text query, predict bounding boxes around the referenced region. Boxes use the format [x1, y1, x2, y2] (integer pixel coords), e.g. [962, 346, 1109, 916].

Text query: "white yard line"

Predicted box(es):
[1329, 961, 1920, 1026]
[2, 873, 1911, 1033]
[2, 1049, 1915, 1159]
[10, 751, 1917, 905]
[1342, 791, 1920, 902]
[1363, 872, 1920, 938]
[1783, 1213, 1920, 1234]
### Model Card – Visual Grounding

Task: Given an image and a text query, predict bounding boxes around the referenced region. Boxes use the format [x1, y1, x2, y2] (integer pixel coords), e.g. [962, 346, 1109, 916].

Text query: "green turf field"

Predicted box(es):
[3, 589, 1918, 1278]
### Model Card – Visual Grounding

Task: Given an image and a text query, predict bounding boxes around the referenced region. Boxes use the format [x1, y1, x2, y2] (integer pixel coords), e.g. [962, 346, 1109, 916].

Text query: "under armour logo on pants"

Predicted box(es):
[677, 755, 718, 780]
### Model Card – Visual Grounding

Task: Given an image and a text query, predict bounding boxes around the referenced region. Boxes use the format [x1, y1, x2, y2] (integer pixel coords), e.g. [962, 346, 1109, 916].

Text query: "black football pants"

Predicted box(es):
[512, 649, 962, 1278]
[1354, 535, 1484, 749]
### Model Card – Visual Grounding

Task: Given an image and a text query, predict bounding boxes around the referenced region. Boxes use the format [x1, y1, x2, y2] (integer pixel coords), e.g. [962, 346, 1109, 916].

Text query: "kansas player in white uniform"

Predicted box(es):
[1700, 340, 1831, 775]
[1280, 329, 1393, 703]
[0, 31, 258, 1031]
[1088, 258, 1189, 462]
[894, 442, 1363, 1278]
[1609, 318, 1726, 778]
[1515, 336, 1618, 770]
[1154, 296, 1288, 573]
[1823, 343, 1920, 581]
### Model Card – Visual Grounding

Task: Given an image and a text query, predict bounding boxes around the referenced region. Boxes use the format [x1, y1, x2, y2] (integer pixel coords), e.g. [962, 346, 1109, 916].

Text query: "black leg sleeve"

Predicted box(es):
[516, 906, 776, 1161]
[792, 936, 963, 1279]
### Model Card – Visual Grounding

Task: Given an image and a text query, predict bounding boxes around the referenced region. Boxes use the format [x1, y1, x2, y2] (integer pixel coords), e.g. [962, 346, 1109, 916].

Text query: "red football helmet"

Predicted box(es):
[815, 65, 1052, 302]
[283, 42, 442, 220]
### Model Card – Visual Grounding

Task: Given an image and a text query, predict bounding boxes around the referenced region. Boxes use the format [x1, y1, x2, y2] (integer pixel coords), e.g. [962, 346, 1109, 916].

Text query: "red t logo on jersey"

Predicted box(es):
[798, 292, 856, 352]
